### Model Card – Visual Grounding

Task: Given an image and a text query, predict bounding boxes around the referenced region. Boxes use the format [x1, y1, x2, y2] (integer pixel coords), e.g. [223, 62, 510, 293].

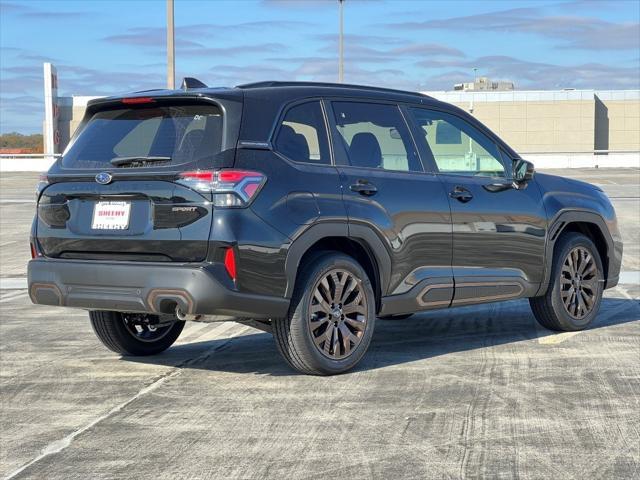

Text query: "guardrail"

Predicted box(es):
[1, 151, 638, 172]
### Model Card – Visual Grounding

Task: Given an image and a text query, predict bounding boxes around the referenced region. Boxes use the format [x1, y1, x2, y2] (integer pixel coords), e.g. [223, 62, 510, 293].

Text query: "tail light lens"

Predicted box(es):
[177, 170, 266, 207]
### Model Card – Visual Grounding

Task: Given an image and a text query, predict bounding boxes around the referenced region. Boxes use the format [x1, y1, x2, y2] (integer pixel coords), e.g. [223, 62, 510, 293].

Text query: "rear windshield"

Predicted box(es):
[62, 104, 223, 169]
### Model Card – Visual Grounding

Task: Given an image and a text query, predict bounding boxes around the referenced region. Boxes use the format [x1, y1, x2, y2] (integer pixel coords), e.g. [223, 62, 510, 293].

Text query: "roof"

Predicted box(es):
[236, 80, 434, 105]
[237, 80, 431, 98]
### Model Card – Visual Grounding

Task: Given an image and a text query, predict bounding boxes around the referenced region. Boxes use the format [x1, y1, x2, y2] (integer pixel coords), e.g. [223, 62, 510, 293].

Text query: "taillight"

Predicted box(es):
[177, 170, 266, 207]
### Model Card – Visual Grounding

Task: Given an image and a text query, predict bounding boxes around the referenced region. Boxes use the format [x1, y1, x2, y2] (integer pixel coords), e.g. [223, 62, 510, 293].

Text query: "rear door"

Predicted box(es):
[326, 100, 453, 306]
[37, 100, 233, 262]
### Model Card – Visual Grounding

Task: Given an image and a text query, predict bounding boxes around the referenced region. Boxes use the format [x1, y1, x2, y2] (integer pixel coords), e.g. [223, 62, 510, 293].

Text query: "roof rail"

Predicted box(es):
[181, 77, 208, 90]
[236, 80, 428, 98]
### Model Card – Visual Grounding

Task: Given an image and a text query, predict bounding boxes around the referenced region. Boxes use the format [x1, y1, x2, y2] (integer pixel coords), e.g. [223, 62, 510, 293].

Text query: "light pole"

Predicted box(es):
[470, 67, 478, 114]
[338, 0, 344, 83]
[167, 0, 175, 89]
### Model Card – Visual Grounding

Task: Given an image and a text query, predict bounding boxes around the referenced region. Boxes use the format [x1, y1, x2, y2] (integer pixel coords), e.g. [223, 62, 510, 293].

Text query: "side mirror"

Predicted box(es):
[513, 158, 534, 184]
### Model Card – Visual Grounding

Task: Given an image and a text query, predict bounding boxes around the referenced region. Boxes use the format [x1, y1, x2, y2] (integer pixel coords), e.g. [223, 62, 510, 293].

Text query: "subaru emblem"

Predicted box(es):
[95, 172, 112, 185]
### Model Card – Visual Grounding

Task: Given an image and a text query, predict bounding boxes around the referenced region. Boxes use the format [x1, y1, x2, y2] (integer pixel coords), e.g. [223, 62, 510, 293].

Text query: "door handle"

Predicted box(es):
[350, 180, 377, 196]
[449, 186, 473, 203]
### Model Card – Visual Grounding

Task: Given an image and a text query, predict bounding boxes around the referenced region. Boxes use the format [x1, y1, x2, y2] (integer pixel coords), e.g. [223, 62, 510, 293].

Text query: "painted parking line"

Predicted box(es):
[619, 271, 640, 285]
[0, 290, 28, 303]
[0, 277, 28, 290]
[537, 330, 581, 345]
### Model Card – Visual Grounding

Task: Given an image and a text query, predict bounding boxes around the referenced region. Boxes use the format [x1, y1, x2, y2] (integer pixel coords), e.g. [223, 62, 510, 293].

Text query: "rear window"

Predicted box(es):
[62, 104, 223, 169]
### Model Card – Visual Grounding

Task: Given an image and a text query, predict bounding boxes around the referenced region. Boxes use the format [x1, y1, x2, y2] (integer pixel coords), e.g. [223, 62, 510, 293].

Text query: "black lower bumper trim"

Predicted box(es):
[28, 258, 289, 319]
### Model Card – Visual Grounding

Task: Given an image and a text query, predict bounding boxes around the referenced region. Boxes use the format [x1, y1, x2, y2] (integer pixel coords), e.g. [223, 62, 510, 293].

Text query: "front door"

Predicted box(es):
[325, 100, 453, 314]
[407, 107, 547, 306]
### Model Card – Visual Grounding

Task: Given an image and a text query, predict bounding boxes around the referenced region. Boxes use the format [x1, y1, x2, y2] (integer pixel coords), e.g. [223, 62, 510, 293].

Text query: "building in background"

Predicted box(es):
[56, 95, 100, 150]
[454, 76, 514, 92]
[40, 63, 99, 157]
[422, 89, 640, 155]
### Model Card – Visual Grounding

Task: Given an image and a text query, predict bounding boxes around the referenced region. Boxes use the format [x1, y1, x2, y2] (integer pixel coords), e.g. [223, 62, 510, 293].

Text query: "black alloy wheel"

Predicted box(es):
[308, 269, 368, 360]
[560, 246, 598, 319]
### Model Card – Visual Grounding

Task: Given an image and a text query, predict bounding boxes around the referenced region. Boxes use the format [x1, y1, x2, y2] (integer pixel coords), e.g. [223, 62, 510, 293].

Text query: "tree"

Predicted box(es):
[0, 132, 44, 153]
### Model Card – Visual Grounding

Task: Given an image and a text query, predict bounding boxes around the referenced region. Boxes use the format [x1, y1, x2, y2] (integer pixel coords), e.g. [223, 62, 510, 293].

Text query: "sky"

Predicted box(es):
[1, 0, 639, 134]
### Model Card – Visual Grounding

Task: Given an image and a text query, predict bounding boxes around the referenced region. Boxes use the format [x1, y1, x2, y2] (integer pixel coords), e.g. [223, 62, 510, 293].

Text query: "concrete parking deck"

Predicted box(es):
[1, 169, 638, 479]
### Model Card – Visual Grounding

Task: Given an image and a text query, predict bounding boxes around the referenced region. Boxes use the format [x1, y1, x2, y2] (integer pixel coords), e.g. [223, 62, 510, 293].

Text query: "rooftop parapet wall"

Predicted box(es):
[423, 90, 640, 154]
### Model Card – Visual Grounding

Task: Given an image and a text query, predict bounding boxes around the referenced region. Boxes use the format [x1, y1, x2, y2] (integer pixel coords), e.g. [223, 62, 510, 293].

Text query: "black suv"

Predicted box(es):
[28, 80, 623, 375]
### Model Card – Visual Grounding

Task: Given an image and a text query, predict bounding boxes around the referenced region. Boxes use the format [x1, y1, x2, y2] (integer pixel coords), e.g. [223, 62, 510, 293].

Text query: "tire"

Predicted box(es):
[530, 233, 604, 331]
[90, 311, 185, 356]
[273, 252, 376, 375]
[379, 313, 413, 320]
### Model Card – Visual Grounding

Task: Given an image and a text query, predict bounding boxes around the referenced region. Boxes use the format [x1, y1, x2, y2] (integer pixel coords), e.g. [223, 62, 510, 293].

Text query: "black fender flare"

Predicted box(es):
[283, 222, 392, 298]
[538, 209, 615, 295]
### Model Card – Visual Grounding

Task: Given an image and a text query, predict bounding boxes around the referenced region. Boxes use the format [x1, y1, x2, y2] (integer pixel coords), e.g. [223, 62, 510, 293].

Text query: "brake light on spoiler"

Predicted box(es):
[121, 97, 156, 104]
[177, 170, 266, 207]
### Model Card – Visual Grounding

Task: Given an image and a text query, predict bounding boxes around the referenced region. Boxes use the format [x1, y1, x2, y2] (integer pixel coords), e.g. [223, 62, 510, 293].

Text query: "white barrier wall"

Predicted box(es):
[522, 152, 640, 169]
[0, 157, 58, 172]
[1, 153, 639, 172]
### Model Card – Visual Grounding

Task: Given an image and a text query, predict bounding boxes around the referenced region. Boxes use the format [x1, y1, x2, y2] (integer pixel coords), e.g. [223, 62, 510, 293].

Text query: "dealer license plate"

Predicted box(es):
[91, 201, 131, 230]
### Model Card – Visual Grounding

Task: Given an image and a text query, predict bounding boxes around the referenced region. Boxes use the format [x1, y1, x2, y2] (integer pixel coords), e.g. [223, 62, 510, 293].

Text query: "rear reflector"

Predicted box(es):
[122, 97, 155, 104]
[30, 241, 38, 259]
[224, 247, 237, 281]
[177, 170, 266, 207]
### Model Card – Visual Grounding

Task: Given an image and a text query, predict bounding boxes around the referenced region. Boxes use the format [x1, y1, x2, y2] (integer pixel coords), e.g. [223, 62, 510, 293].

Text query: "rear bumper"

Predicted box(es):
[28, 258, 289, 319]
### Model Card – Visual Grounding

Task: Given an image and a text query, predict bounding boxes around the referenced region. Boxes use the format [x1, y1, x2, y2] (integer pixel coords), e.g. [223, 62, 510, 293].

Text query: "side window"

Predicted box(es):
[330, 102, 422, 172]
[274, 101, 330, 165]
[409, 108, 507, 177]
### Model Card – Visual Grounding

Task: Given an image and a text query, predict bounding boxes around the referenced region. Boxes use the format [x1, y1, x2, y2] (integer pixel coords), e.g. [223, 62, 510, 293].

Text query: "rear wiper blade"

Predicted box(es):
[110, 156, 171, 166]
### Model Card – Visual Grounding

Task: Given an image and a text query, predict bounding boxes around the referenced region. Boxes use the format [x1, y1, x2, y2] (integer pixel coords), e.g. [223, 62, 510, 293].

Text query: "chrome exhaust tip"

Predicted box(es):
[175, 307, 201, 322]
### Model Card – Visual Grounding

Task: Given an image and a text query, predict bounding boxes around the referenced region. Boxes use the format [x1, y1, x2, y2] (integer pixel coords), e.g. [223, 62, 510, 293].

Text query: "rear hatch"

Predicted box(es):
[36, 93, 242, 262]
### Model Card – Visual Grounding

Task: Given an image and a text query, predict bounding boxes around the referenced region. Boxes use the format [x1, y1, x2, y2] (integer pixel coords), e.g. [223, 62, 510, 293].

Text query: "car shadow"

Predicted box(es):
[125, 297, 639, 376]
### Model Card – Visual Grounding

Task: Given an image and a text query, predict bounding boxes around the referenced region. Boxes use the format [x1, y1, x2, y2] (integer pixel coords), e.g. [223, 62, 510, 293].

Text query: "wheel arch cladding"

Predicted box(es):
[560, 222, 609, 279]
[285, 225, 388, 311]
[541, 210, 616, 295]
